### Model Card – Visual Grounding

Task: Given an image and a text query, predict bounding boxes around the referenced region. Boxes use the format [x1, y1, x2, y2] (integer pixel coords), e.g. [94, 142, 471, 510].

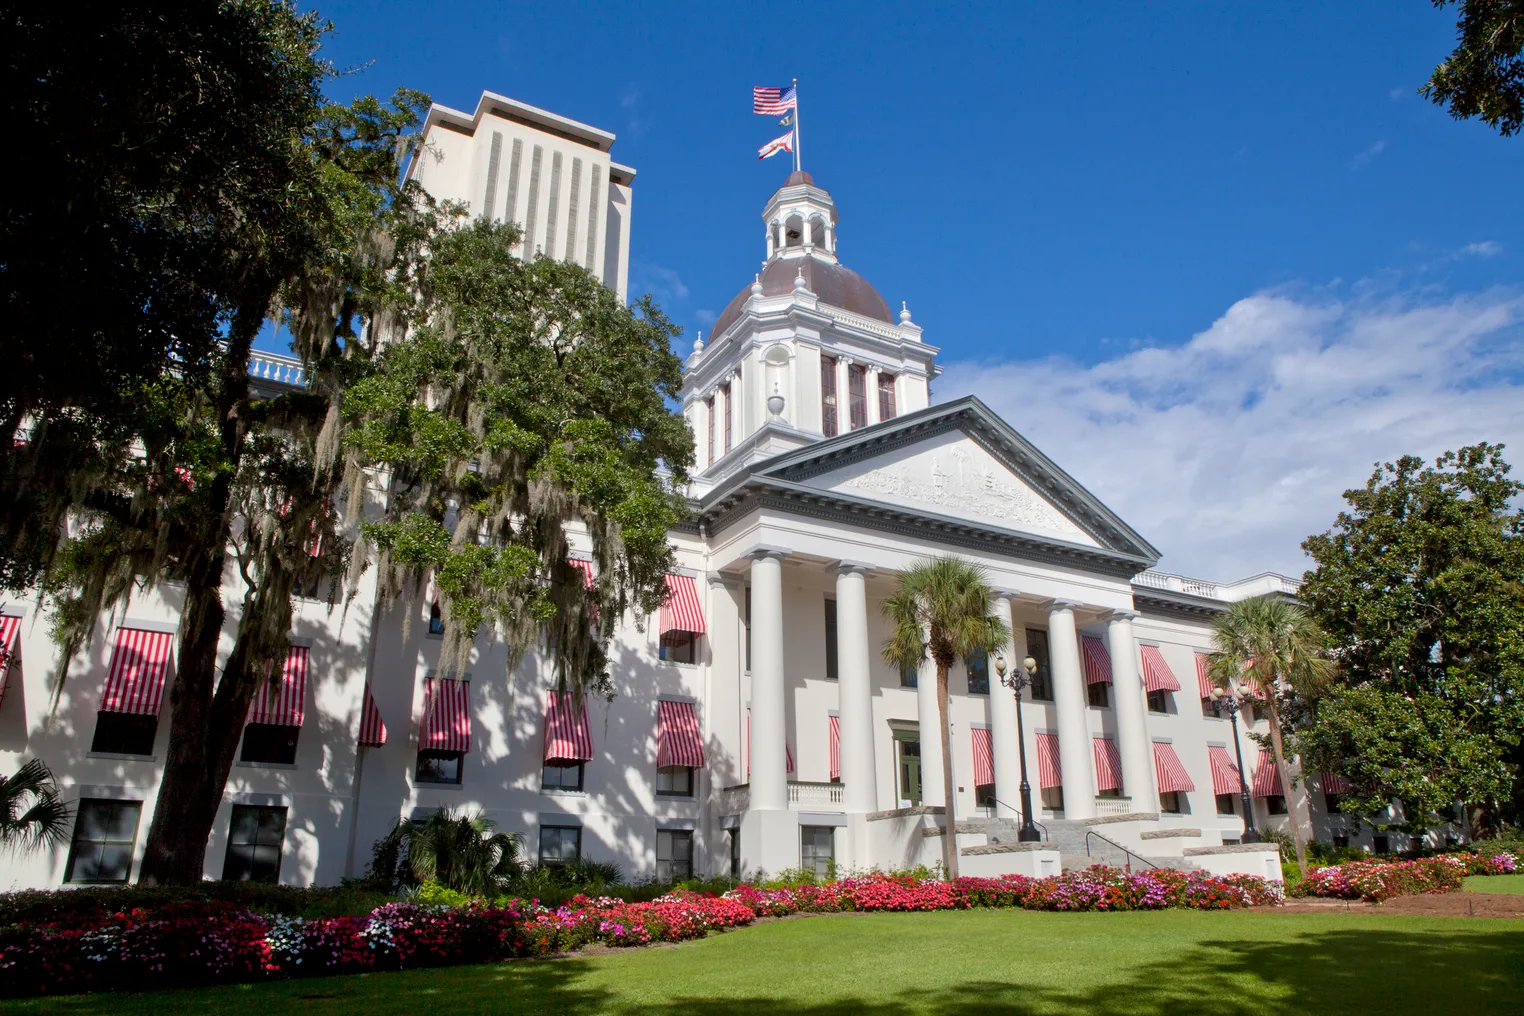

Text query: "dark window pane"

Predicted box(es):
[1266, 795, 1288, 815]
[224, 805, 286, 882]
[90, 713, 158, 755]
[240, 723, 300, 765]
[801, 825, 834, 879]
[428, 602, 445, 635]
[823, 599, 838, 680]
[543, 762, 585, 791]
[1024, 630, 1053, 700]
[416, 750, 464, 784]
[1216, 793, 1237, 816]
[66, 800, 141, 884]
[657, 765, 694, 797]
[1147, 690, 1170, 713]
[820, 355, 838, 438]
[660, 631, 696, 664]
[1087, 682, 1110, 708]
[900, 660, 918, 688]
[966, 648, 989, 695]
[539, 826, 581, 865]
[729, 829, 741, 878]
[975, 783, 995, 808]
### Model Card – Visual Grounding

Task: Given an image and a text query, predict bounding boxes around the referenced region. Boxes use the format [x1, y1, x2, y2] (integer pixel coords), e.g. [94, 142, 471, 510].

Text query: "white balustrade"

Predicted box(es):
[721, 785, 750, 814]
[248, 350, 308, 388]
[1094, 796, 1135, 816]
[786, 781, 845, 808]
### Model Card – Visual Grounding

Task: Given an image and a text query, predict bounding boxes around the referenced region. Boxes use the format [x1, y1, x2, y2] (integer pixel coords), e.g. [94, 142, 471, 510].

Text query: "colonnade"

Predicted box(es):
[745, 553, 1159, 829]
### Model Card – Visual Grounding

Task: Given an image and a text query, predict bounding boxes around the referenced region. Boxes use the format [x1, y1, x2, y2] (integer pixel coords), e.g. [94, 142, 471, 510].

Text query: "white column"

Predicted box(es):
[989, 593, 1022, 821]
[766, 221, 776, 258]
[803, 216, 814, 247]
[866, 366, 880, 425]
[1047, 602, 1096, 819]
[835, 564, 876, 816]
[916, 647, 945, 808]
[824, 220, 835, 252]
[1107, 611, 1155, 812]
[749, 550, 788, 812]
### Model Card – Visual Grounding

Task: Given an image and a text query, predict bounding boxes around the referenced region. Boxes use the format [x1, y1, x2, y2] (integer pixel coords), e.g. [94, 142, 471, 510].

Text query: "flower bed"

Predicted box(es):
[1292, 851, 1519, 903]
[0, 869, 1280, 999]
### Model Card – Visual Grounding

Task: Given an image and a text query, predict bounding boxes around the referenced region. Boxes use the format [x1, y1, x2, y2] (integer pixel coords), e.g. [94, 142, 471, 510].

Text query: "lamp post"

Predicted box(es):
[1209, 682, 1261, 844]
[993, 650, 1043, 842]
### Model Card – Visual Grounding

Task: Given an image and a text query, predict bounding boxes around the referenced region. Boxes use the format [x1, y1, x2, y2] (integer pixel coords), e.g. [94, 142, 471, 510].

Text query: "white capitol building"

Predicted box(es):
[2, 92, 1381, 891]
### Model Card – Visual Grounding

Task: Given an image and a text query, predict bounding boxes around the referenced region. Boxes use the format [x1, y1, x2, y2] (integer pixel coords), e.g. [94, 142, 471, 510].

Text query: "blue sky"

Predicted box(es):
[309, 1, 1524, 578]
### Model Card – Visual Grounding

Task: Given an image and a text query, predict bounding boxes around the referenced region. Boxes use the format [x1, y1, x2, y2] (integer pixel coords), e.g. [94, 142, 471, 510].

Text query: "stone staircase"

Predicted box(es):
[953, 814, 1207, 873]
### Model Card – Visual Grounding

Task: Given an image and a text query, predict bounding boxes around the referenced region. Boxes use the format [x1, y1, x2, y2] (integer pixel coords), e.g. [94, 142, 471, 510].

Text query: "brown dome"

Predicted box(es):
[709, 254, 894, 339]
[784, 170, 815, 186]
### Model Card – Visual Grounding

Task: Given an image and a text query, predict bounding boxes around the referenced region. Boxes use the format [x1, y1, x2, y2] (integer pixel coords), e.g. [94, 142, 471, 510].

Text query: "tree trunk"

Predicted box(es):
[936, 662, 958, 881]
[1264, 698, 1309, 877]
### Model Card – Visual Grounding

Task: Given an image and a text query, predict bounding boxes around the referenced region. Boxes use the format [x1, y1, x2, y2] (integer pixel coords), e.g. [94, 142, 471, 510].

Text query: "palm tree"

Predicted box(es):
[1, 759, 72, 854]
[1208, 595, 1332, 877]
[882, 556, 1009, 880]
[386, 808, 523, 895]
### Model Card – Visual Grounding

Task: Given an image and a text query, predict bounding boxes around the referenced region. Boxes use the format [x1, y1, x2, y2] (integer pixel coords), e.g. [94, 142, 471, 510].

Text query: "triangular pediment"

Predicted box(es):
[740, 396, 1160, 565]
[802, 429, 1100, 546]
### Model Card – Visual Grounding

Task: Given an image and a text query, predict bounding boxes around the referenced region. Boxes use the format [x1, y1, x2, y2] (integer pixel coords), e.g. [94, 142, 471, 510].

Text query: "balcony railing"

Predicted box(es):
[249, 350, 307, 388]
[1094, 796, 1135, 816]
[720, 781, 846, 814]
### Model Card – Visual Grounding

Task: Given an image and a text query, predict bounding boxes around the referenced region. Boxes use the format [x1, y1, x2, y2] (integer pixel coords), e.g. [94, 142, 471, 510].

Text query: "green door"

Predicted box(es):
[895, 734, 922, 807]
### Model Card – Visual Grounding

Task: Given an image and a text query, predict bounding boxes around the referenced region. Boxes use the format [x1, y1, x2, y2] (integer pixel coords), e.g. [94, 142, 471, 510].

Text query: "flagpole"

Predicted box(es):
[792, 77, 801, 173]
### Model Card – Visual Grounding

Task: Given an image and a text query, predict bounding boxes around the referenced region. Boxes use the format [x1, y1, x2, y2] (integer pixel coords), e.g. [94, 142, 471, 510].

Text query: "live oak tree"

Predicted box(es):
[1294, 445, 1524, 835]
[341, 217, 693, 697]
[1423, 0, 1524, 137]
[1207, 596, 1333, 878]
[881, 557, 1009, 880]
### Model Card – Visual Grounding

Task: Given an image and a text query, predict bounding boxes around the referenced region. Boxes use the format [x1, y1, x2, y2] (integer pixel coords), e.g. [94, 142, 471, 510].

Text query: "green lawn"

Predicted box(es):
[13, 909, 1524, 1016]
[1466, 873, 1524, 895]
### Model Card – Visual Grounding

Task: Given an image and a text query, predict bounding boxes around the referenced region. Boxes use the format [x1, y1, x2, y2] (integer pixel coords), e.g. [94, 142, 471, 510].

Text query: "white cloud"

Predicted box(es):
[1350, 139, 1387, 170]
[630, 261, 689, 302]
[1461, 240, 1504, 258]
[935, 287, 1524, 581]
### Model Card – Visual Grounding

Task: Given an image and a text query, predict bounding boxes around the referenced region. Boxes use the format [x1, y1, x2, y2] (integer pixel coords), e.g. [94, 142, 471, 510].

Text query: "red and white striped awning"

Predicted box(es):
[1035, 732, 1062, 789]
[419, 677, 472, 753]
[1093, 736, 1123, 792]
[100, 626, 176, 716]
[248, 645, 309, 726]
[657, 699, 706, 768]
[359, 685, 388, 747]
[829, 714, 841, 781]
[544, 690, 595, 763]
[1153, 741, 1195, 793]
[568, 558, 595, 590]
[1321, 771, 1352, 794]
[1252, 748, 1283, 797]
[1195, 652, 1215, 698]
[1139, 645, 1182, 693]
[659, 574, 706, 637]
[971, 727, 994, 787]
[0, 614, 19, 708]
[745, 709, 793, 775]
[1208, 745, 1242, 796]
[1081, 636, 1113, 685]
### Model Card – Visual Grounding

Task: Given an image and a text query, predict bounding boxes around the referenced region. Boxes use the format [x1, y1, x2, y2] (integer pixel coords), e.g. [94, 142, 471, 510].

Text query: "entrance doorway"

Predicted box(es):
[894, 730, 922, 807]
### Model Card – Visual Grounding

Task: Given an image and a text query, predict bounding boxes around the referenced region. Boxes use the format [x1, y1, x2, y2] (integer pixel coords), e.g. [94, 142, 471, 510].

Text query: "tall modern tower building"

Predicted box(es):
[408, 92, 636, 302]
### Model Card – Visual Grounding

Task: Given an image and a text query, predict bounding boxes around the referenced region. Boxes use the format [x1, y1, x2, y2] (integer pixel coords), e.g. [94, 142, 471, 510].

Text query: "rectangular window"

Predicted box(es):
[90, 713, 157, 756]
[1146, 689, 1171, 713]
[704, 396, 715, 466]
[656, 829, 694, 882]
[823, 598, 838, 680]
[1040, 786, 1065, 812]
[847, 365, 867, 429]
[729, 828, 741, 879]
[1265, 795, 1288, 815]
[722, 383, 732, 453]
[1087, 682, 1110, 708]
[1324, 791, 1343, 814]
[965, 648, 989, 695]
[900, 659, 919, 688]
[659, 631, 697, 664]
[416, 749, 464, 785]
[223, 804, 287, 883]
[657, 765, 695, 797]
[240, 722, 300, 765]
[877, 372, 897, 421]
[975, 783, 995, 809]
[1024, 629, 1053, 701]
[800, 825, 834, 880]
[539, 825, 582, 866]
[1201, 696, 1217, 718]
[1332, 832, 1350, 848]
[743, 586, 751, 672]
[542, 762, 585, 792]
[429, 602, 445, 636]
[820, 355, 838, 437]
[894, 733, 922, 806]
[1216, 793, 1237, 816]
[65, 799, 142, 884]
[1159, 791, 1184, 815]
[1373, 834, 1390, 854]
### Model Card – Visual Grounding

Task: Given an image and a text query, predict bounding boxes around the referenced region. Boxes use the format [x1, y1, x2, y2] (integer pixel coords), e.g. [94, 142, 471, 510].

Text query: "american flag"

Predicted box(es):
[753, 85, 797, 115]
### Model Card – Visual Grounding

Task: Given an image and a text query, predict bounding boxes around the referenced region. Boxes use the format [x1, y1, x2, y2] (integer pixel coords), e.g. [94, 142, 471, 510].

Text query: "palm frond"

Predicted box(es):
[0, 758, 72, 855]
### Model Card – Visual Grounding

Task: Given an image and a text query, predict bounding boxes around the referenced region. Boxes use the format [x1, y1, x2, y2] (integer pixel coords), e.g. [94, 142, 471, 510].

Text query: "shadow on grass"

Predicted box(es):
[20, 921, 1524, 1016]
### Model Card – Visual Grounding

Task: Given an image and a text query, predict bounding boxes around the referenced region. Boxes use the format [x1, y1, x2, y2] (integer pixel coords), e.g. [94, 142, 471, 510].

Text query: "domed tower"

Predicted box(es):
[683, 172, 939, 483]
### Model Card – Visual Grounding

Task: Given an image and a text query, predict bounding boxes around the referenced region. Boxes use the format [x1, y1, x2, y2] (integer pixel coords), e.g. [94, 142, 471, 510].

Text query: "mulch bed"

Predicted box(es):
[1266, 892, 1524, 919]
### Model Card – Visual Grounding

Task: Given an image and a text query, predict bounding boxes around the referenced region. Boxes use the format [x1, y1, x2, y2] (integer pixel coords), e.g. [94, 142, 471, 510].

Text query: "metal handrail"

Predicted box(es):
[1084, 830, 1158, 872]
[992, 797, 1048, 842]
